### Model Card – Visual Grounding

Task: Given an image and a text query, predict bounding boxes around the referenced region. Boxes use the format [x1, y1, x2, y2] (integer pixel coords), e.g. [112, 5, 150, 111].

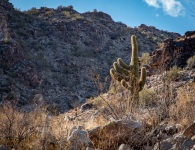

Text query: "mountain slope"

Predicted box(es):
[0, 0, 180, 112]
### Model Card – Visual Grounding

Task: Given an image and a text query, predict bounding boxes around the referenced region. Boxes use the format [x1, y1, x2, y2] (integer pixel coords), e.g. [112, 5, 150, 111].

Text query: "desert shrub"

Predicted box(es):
[187, 55, 195, 69]
[61, 11, 70, 17]
[45, 10, 55, 16]
[140, 52, 151, 67]
[3, 37, 9, 43]
[0, 62, 9, 70]
[71, 14, 83, 21]
[67, 5, 73, 11]
[27, 7, 39, 15]
[169, 82, 195, 127]
[0, 102, 39, 149]
[0, 102, 72, 149]
[166, 66, 181, 81]
[110, 32, 118, 40]
[139, 89, 158, 106]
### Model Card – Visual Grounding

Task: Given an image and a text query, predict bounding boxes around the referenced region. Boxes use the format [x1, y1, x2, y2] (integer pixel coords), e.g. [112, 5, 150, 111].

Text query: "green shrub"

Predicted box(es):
[61, 11, 70, 17]
[140, 52, 151, 67]
[139, 89, 158, 106]
[167, 66, 181, 81]
[28, 7, 39, 15]
[45, 10, 55, 16]
[187, 55, 195, 69]
[71, 14, 83, 21]
[3, 37, 9, 43]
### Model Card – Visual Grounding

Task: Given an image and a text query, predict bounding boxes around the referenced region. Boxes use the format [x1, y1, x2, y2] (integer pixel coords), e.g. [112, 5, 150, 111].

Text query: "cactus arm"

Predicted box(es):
[117, 58, 131, 70]
[139, 67, 146, 91]
[110, 69, 123, 81]
[113, 62, 129, 76]
[110, 69, 129, 82]
[121, 79, 131, 90]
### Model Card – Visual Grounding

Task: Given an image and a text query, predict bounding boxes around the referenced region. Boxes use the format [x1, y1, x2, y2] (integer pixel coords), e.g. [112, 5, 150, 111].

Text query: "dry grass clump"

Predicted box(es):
[169, 82, 195, 128]
[139, 88, 158, 106]
[0, 102, 42, 149]
[166, 65, 182, 81]
[187, 55, 195, 69]
[0, 102, 72, 149]
[140, 52, 151, 67]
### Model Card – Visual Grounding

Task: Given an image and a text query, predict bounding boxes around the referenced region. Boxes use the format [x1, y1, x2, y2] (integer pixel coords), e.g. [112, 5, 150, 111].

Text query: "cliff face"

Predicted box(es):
[150, 32, 195, 73]
[0, 1, 180, 112]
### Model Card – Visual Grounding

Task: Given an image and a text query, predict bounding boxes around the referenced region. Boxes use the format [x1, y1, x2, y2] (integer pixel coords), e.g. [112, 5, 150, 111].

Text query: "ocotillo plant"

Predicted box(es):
[110, 35, 146, 106]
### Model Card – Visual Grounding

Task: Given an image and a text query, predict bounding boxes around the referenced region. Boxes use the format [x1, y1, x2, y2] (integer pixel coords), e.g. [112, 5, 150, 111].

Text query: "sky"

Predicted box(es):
[9, 0, 194, 35]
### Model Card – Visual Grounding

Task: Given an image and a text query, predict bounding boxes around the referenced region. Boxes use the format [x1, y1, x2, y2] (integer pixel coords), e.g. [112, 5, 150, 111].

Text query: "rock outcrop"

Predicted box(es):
[150, 31, 195, 73]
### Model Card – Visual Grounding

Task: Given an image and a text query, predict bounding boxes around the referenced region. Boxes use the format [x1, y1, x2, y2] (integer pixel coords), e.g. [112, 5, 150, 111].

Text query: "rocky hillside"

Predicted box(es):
[0, 0, 180, 112]
[150, 31, 195, 73]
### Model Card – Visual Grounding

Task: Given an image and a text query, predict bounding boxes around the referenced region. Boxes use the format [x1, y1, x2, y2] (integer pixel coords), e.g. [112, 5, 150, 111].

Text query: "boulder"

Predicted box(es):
[67, 126, 93, 149]
[80, 103, 94, 112]
[164, 125, 178, 135]
[118, 144, 131, 150]
[88, 119, 143, 150]
[183, 122, 195, 138]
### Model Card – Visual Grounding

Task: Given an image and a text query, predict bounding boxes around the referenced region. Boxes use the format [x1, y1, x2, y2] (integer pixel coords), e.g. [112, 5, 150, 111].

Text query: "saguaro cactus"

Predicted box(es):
[110, 35, 146, 105]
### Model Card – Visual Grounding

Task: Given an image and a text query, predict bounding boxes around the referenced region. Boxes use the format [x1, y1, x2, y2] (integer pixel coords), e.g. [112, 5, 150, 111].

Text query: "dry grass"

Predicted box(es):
[0, 71, 194, 149]
[169, 82, 195, 128]
[0, 102, 43, 149]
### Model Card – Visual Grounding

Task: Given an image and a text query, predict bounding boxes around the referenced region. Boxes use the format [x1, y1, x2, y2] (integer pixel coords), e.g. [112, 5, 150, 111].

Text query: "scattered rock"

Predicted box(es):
[154, 134, 195, 150]
[183, 122, 195, 138]
[80, 103, 94, 112]
[0, 145, 8, 150]
[118, 144, 131, 150]
[165, 125, 178, 135]
[174, 135, 195, 150]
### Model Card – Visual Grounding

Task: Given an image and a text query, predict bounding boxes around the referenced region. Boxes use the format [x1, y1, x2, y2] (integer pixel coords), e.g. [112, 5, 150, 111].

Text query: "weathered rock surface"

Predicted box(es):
[67, 126, 93, 149]
[80, 103, 94, 112]
[183, 122, 195, 138]
[150, 32, 195, 73]
[153, 134, 195, 150]
[118, 144, 131, 150]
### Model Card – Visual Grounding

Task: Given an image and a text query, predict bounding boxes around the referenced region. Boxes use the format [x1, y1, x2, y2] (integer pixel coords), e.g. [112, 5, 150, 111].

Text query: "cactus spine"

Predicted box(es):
[110, 35, 146, 105]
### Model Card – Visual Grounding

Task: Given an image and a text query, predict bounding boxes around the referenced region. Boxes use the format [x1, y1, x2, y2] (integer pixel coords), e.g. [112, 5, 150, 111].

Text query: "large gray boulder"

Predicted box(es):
[67, 126, 93, 149]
